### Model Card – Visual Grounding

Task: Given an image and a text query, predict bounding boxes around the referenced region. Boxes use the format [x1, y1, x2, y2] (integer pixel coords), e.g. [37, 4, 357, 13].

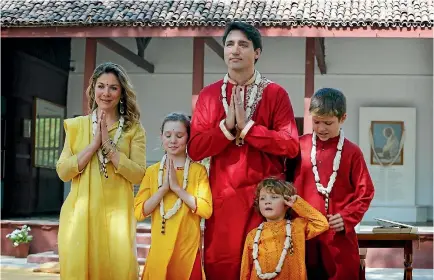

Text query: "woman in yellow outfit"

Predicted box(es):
[134, 112, 212, 280]
[56, 62, 146, 280]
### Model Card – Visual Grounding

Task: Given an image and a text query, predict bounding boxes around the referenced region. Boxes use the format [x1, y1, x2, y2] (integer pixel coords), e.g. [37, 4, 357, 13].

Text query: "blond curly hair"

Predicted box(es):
[85, 62, 140, 131]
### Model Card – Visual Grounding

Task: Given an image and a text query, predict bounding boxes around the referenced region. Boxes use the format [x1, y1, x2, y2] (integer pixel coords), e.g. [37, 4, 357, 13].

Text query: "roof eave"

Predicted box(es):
[1, 26, 432, 38]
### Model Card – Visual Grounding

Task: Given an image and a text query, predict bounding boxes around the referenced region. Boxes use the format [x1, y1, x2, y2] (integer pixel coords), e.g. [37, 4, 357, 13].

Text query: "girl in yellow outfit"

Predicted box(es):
[56, 62, 146, 280]
[240, 178, 329, 280]
[134, 112, 212, 280]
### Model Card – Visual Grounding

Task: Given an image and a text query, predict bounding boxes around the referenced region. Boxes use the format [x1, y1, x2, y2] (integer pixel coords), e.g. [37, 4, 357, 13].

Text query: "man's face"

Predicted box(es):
[224, 30, 260, 72]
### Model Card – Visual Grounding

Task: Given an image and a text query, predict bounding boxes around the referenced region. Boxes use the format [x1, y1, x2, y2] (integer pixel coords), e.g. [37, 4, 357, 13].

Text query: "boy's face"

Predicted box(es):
[312, 114, 347, 141]
[258, 189, 288, 222]
[224, 30, 260, 72]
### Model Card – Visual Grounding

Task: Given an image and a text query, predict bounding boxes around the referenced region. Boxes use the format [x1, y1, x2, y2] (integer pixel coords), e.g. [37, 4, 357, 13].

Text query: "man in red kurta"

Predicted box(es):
[293, 88, 375, 280]
[188, 22, 299, 280]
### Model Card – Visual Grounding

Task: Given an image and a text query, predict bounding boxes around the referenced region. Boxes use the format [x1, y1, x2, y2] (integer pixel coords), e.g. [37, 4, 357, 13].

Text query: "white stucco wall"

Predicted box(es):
[66, 36, 433, 222]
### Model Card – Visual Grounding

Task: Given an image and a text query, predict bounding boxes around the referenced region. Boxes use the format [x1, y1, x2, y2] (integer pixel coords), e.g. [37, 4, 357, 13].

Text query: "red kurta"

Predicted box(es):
[188, 78, 299, 280]
[294, 134, 375, 280]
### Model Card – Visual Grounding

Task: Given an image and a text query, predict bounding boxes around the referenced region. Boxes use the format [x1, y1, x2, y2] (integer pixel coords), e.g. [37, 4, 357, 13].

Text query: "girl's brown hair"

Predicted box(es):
[86, 62, 140, 131]
[254, 177, 297, 219]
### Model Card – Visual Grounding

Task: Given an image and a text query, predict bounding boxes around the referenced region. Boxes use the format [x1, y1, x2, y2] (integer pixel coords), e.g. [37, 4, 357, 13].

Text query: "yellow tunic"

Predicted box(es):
[240, 198, 329, 280]
[56, 115, 146, 280]
[134, 162, 212, 280]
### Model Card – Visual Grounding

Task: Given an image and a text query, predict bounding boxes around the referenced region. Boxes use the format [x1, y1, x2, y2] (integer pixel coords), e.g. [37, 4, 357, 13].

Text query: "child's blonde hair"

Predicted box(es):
[254, 177, 297, 219]
[309, 88, 346, 120]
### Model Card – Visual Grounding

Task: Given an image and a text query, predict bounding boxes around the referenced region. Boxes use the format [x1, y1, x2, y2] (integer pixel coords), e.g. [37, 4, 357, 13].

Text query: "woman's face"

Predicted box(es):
[161, 121, 188, 156]
[94, 73, 122, 113]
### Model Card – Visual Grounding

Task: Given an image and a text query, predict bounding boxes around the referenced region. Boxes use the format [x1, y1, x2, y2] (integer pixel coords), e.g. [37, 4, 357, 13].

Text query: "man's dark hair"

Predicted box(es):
[222, 21, 263, 52]
[309, 88, 347, 120]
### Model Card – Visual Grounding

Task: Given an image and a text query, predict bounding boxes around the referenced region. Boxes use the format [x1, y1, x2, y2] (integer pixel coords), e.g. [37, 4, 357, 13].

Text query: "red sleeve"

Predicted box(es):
[340, 151, 375, 233]
[244, 88, 299, 158]
[188, 90, 232, 161]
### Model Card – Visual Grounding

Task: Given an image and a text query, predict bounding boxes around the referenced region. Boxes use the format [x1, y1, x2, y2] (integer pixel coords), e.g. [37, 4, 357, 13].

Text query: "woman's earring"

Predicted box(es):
[119, 98, 125, 115]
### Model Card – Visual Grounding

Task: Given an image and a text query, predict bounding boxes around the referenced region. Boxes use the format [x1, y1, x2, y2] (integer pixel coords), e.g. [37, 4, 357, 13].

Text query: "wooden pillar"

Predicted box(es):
[304, 38, 315, 134]
[83, 38, 97, 115]
[192, 37, 205, 115]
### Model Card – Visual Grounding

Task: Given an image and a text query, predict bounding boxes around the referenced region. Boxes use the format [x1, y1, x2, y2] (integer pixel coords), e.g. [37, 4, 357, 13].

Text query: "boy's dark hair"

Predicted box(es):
[309, 88, 347, 120]
[161, 112, 191, 141]
[222, 21, 262, 62]
[254, 177, 297, 219]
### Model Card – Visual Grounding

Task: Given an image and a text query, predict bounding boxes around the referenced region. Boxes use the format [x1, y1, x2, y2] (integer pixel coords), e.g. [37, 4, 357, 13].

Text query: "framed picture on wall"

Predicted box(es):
[369, 120, 405, 166]
[32, 98, 66, 169]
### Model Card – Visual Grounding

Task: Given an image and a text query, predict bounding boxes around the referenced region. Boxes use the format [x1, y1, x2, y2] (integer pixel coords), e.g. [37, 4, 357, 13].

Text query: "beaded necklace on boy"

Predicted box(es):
[252, 220, 293, 279]
[310, 130, 345, 214]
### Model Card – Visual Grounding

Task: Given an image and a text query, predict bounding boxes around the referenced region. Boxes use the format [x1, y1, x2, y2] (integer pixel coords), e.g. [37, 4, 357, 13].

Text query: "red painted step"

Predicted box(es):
[27, 251, 147, 265]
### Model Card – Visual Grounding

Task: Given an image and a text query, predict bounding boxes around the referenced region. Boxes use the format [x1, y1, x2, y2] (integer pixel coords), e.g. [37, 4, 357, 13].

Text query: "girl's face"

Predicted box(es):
[258, 188, 288, 222]
[94, 73, 122, 113]
[161, 121, 188, 157]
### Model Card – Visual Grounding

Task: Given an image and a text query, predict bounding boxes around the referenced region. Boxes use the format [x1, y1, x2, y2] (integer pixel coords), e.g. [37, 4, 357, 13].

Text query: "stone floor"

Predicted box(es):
[1, 256, 433, 280]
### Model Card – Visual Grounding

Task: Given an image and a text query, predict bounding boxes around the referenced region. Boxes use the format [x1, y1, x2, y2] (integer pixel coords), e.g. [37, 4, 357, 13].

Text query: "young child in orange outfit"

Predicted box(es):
[240, 178, 329, 280]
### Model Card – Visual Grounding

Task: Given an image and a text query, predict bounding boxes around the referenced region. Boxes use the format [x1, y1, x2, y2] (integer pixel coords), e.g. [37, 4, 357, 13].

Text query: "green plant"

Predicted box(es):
[6, 225, 33, 247]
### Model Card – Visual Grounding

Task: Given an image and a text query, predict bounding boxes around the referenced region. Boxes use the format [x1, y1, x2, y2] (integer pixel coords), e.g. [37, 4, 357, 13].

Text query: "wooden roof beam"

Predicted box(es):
[315, 37, 326, 74]
[204, 37, 224, 60]
[135, 37, 152, 58]
[97, 38, 154, 73]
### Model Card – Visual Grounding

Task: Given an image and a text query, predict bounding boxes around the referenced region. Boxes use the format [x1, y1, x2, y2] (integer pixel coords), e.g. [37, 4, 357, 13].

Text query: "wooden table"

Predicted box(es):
[357, 232, 420, 280]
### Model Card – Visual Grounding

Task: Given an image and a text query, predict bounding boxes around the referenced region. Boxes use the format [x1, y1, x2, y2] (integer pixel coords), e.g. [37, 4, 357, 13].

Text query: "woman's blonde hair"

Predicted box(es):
[254, 177, 297, 219]
[86, 62, 140, 131]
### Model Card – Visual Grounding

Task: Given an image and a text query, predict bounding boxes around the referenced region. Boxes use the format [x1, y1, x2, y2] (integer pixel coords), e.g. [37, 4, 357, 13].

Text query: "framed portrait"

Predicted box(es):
[32, 98, 66, 169]
[369, 121, 404, 166]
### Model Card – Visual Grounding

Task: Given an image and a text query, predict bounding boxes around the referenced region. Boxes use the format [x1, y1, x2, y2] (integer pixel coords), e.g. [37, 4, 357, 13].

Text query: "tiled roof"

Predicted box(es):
[1, 0, 433, 28]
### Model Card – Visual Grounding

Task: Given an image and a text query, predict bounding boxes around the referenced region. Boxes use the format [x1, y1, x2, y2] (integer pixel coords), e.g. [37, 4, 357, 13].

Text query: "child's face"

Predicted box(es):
[312, 114, 346, 141]
[258, 189, 288, 222]
[161, 121, 188, 157]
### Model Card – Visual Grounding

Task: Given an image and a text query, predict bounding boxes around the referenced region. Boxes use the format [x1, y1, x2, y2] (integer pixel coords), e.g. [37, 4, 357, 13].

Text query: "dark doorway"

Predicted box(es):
[1, 38, 71, 217]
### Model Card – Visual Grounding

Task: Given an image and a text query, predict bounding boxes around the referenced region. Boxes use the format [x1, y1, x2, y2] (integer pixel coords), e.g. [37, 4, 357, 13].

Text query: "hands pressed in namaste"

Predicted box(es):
[225, 86, 246, 131]
[167, 159, 181, 193]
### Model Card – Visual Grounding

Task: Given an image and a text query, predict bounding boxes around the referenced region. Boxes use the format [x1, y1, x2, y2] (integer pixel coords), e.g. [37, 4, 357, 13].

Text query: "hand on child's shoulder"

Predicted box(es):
[284, 195, 298, 207]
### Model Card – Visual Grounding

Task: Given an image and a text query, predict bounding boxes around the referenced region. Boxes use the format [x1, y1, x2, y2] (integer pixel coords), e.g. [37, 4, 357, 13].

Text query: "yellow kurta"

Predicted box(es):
[240, 198, 329, 280]
[134, 162, 212, 280]
[56, 115, 146, 280]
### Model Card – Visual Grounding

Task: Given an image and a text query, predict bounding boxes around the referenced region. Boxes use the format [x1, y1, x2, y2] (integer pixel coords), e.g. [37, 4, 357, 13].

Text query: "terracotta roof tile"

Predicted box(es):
[1, 0, 433, 28]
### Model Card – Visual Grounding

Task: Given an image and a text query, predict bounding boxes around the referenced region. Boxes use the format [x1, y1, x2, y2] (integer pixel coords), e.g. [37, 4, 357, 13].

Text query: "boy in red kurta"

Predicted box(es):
[188, 22, 299, 280]
[293, 88, 375, 280]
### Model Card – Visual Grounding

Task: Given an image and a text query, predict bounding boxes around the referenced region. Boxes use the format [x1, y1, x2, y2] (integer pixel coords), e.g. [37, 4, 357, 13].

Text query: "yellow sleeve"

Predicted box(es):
[291, 197, 329, 240]
[114, 123, 147, 185]
[240, 230, 254, 280]
[134, 170, 152, 221]
[192, 165, 213, 219]
[56, 120, 80, 182]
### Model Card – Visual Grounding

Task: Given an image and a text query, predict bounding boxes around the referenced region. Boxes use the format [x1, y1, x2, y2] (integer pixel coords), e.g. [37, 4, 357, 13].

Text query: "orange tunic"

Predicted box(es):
[240, 197, 329, 280]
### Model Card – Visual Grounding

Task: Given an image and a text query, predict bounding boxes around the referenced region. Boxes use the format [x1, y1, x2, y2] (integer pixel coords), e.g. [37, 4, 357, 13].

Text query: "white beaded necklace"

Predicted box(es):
[221, 70, 261, 121]
[157, 154, 190, 234]
[252, 220, 293, 279]
[91, 110, 124, 178]
[310, 130, 345, 213]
